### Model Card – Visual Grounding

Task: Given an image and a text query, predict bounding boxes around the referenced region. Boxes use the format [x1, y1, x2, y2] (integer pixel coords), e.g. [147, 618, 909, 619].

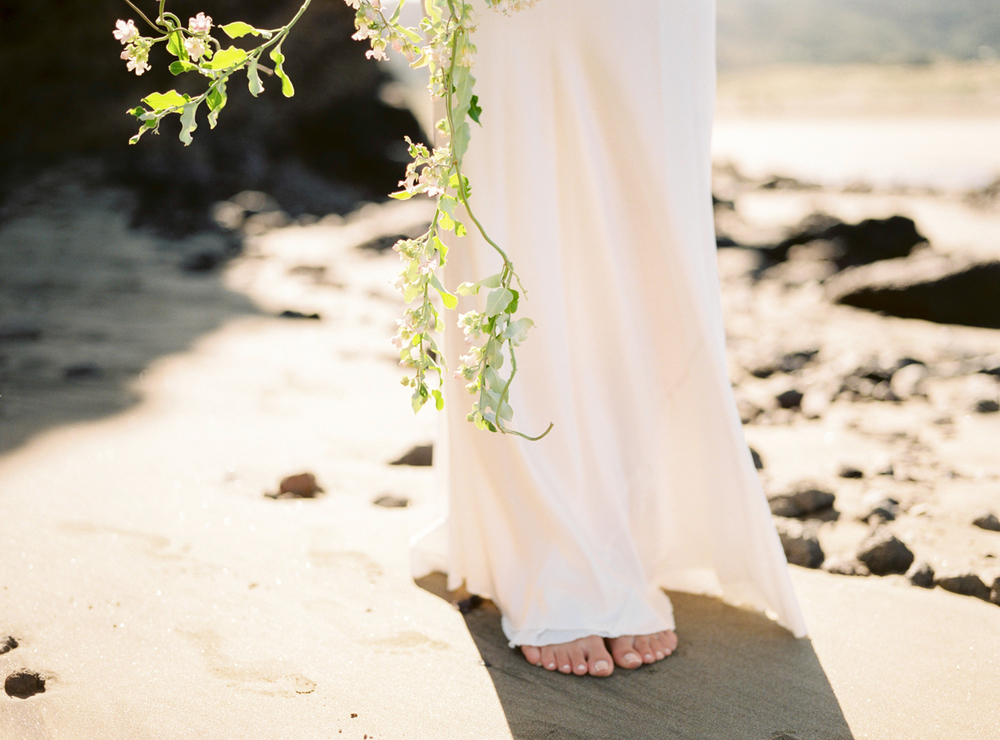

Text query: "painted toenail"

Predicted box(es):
[547, 662, 556, 669]
[655, 651, 664, 659]
[624, 652, 641, 665]
[577, 664, 587, 672]
[595, 660, 610, 672]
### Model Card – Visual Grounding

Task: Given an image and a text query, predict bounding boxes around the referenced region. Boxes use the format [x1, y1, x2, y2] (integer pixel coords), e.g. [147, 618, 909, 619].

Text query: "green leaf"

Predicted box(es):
[451, 121, 471, 162]
[389, 190, 414, 200]
[169, 60, 199, 75]
[247, 57, 264, 96]
[456, 273, 501, 296]
[432, 389, 444, 411]
[507, 289, 519, 315]
[166, 30, 187, 59]
[502, 317, 534, 346]
[142, 90, 190, 111]
[469, 95, 482, 125]
[206, 46, 248, 71]
[220, 21, 259, 39]
[207, 80, 227, 129]
[485, 288, 514, 318]
[179, 102, 200, 146]
[270, 47, 295, 97]
[485, 339, 504, 369]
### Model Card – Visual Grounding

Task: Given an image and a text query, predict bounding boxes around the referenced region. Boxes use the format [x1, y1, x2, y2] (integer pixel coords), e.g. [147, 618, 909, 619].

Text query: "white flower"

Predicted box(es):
[113, 19, 138, 44]
[122, 46, 151, 76]
[366, 47, 389, 61]
[184, 37, 208, 62]
[188, 12, 213, 35]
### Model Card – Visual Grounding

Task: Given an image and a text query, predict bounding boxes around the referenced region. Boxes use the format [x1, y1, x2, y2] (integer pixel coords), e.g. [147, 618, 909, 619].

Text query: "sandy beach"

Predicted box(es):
[2, 62, 1000, 738]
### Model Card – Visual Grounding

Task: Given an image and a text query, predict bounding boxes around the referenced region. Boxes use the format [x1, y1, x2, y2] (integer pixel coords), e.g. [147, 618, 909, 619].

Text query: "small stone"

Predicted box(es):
[776, 388, 804, 409]
[778, 349, 820, 373]
[373, 494, 409, 508]
[0, 636, 17, 655]
[906, 560, 935, 588]
[973, 511, 1000, 532]
[456, 595, 483, 614]
[935, 573, 991, 601]
[5, 670, 45, 699]
[991, 576, 1000, 606]
[266, 472, 324, 499]
[278, 310, 321, 320]
[773, 518, 824, 569]
[838, 464, 864, 479]
[975, 399, 1000, 414]
[390, 444, 433, 467]
[861, 497, 900, 524]
[749, 447, 764, 470]
[768, 483, 836, 518]
[822, 557, 871, 577]
[856, 529, 914, 575]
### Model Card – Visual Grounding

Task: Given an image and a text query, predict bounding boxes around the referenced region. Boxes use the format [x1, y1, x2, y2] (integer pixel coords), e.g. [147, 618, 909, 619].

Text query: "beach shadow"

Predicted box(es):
[0, 183, 262, 457]
[418, 573, 854, 740]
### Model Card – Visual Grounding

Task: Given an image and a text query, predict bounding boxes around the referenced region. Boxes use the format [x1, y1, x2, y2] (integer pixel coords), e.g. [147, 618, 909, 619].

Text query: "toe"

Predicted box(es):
[568, 644, 588, 676]
[521, 645, 542, 666]
[540, 646, 558, 671]
[648, 633, 667, 660]
[554, 646, 573, 674]
[607, 636, 643, 669]
[584, 637, 614, 677]
[663, 630, 678, 654]
[633, 635, 655, 664]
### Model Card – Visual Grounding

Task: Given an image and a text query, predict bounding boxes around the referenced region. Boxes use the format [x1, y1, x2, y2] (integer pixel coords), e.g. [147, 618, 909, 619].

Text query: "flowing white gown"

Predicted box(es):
[410, 0, 809, 646]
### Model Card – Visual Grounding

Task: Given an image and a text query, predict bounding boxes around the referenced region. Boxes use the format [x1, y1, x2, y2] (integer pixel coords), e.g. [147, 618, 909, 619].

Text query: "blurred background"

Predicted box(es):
[1, 0, 999, 591]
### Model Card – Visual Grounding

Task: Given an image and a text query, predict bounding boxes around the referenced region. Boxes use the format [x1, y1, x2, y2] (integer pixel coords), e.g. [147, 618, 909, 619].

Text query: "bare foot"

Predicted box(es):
[607, 630, 678, 669]
[520, 635, 615, 677]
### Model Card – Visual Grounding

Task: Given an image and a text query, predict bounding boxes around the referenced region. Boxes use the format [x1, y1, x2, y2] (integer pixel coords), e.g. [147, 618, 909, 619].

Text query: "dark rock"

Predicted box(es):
[837, 464, 864, 479]
[827, 256, 1000, 330]
[822, 558, 871, 577]
[181, 251, 224, 273]
[991, 576, 1000, 606]
[0, 320, 42, 342]
[373, 494, 409, 509]
[63, 362, 102, 380]
[778, 349, 820, 373]
[5, 670, 45, 699]
[760, 175, 820, 191]
[773, 213, 927, 269]
[716, 235, 740, 248]
[972, 511, 1000, 532]
[935, 573, 991, 601]
[773, 518, 824, 569]
[861, 497, 900, 524]
[390, 444, 433, 467]
[749, 447, 764, 470]
[266, 472, 324, 499]
[768, 483, 836, 518]
[456, 595, 484, 614]
[775, 389, 804, 409]
[278, 310, 322, 320]
[975, 399, 1000, 414]
[856, 529, 914, 575]
[906, 561, 935, 588]
[0, 636, 17, 655]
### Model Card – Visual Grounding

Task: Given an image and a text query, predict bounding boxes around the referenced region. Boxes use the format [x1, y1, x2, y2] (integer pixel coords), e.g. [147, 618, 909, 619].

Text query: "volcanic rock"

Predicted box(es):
[0, 636, 17, 655]
[773, 213, 927, 269]
[773, 518, 824, 569]
[822, 557, 871, 577]
[768, 483, 836, 518]
[856, 529, 914, 575]
[5, 670, 45, 699]
[935, 573, 991, 601]
[906, 561, 935, 588]
[390, 444, 433, 467]
[266, 472, 324, 499]
[775, 388, 804, 410]
[972, 511, 1000, 532]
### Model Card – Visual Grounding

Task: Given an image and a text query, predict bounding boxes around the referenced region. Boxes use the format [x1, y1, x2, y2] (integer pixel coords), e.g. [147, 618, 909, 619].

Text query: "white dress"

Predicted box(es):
[411, 0, 808, 646]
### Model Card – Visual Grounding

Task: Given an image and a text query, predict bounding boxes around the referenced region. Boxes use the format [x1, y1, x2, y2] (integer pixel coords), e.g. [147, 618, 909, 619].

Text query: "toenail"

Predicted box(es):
[547, 662, 556, 669]
[595, 660, 610, 672]
[577, 664, 587, 672]
[624, 652, 641, 666]
[655, 651, 664, 659]
[645, 653, 654, 661]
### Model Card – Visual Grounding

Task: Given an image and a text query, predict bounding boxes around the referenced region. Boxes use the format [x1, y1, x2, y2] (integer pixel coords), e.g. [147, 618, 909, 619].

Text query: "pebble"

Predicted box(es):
[991, 576, 1000, 606]
[390, 444, 433, 467]
[0, 636, 17, 655]
[266, 472, 324, 499]
[768, 483, 836, 518]
[373, 494, 409, 508]
[278, 310, 322, 320]
[975, 399, 1000, 413]
[837, 464, 864, 479]
[749, 447, 764, 470]
[906, 560, 935, 589]
[775, 388, 804, 409]
[856, 528, 914, 575]
[972, 511, 1000, 532]
[773, 518, 824, 569]
[935, 573, 991, 601]
[861, 496, 900, 524]
[5, 670, 45, 699]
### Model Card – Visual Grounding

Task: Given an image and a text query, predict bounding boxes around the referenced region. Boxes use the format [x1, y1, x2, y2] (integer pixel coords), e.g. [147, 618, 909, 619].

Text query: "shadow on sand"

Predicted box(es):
[418, 573, 854, 740]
